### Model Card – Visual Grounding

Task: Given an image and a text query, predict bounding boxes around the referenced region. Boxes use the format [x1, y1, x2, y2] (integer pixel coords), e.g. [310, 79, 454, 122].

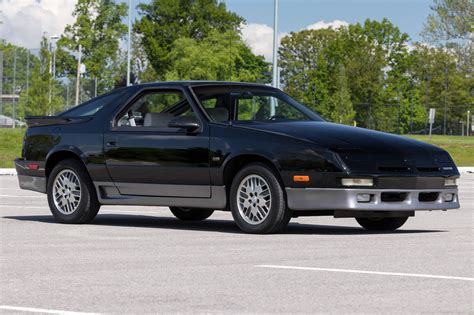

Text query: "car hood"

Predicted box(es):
[233, 121, 456, 173]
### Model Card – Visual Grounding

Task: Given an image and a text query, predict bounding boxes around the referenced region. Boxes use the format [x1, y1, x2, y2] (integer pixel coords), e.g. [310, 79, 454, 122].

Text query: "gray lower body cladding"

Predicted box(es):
[94, 182, 227, 209]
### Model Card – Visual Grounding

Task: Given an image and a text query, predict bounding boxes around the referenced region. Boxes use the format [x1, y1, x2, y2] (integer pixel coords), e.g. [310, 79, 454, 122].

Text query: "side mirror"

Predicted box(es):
[168, 116, 200, 131]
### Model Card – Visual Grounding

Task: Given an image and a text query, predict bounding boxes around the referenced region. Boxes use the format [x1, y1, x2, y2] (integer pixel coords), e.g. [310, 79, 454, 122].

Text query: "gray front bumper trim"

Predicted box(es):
[286, 187, 459, 211]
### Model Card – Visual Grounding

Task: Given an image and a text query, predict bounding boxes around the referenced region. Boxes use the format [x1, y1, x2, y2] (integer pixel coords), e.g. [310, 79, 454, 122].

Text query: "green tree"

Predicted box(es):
[279, 28, 342, 115]
[422, 0, 473, 42]
[328, 65, 355, 124]
[279, 19, 412, 130]
[410, 44, 473, 134]
[135, 0, 243, 77]
[164, 31, 268, 82]
[18, 37, 64, 117]
[0, 41, 38, 117]
[57, 0, 127, 95]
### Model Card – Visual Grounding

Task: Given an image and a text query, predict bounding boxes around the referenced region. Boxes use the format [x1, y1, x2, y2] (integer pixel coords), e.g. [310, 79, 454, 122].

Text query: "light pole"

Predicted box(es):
[12, 48, 17, 128]
[75, 44, 82, 106]
[50, 35, 59, 79]
[272, 0, 279, 89]
[48, 35, 59, 115]
[270, 0, 279, 117]
[425, 75, 430, 131]
[443, 66, 448, 135]
[126, 0, 132, 86]
[0, 50, 3, 116]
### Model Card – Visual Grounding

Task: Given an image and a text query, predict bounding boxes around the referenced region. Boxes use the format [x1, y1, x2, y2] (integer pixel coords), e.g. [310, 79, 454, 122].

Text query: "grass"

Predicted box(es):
[0, 128, 25, 168]
[0, 129, 473, 168]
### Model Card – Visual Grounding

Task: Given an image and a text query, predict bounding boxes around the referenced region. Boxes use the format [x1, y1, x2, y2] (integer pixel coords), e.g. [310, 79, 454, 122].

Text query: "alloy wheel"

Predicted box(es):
[52, 169, 81, 215]
[237, 174, 272, 225]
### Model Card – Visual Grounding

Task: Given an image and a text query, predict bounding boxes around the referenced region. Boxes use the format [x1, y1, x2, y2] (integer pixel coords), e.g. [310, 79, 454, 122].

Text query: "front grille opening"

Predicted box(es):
[419, 192, 439, 202]
[417, 167, 440, 172]
[378, 166, 410, 172]
[381, 192, 407, 202]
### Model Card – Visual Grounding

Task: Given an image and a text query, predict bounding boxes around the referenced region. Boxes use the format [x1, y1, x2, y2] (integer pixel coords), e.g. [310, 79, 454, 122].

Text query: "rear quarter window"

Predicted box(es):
[58, 89, 126, 117]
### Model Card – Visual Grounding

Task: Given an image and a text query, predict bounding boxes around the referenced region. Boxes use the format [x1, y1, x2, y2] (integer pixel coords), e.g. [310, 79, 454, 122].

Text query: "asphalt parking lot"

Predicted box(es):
[1, 174, 473, 314]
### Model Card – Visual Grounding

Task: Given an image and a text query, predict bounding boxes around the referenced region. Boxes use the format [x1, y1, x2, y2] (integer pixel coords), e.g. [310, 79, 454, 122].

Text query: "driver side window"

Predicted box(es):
[116, 90, 195, 129]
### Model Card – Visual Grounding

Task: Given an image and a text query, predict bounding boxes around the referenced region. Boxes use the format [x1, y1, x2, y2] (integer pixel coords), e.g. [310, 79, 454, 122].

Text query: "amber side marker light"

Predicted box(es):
[293, 175, 310, 182]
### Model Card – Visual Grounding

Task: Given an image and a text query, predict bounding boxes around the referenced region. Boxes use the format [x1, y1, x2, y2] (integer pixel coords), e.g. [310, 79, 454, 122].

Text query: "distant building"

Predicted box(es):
[0, 115, 26, 128]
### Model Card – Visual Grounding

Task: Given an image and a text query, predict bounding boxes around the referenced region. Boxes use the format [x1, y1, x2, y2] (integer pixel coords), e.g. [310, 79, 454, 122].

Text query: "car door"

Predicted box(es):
[103, 87, 211, 198]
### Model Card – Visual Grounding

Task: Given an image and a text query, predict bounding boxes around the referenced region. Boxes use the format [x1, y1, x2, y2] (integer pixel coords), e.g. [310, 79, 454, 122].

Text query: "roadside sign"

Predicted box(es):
[429, 108, 435, 139]
[429, 108, 436, 124]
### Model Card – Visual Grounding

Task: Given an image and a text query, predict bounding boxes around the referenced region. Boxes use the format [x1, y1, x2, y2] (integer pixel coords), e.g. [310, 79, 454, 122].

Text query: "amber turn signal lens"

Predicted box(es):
[293, 175, 310, 182]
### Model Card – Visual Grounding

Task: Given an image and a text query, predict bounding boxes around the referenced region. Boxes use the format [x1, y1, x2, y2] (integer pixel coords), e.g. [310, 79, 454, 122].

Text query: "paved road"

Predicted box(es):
[1, 175, 473, 314]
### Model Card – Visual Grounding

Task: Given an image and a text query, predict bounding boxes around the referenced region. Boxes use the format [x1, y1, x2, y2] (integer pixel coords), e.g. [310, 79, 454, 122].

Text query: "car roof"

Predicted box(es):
[133, 81, 276, 89]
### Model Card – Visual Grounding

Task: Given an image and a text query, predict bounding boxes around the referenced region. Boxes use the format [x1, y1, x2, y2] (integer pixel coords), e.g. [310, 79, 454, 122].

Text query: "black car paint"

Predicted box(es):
[15, 81, 459, 210]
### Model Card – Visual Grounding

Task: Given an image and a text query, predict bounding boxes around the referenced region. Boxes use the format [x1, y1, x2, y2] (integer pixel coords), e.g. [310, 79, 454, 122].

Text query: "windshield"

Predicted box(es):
[192, 86, 323, 122]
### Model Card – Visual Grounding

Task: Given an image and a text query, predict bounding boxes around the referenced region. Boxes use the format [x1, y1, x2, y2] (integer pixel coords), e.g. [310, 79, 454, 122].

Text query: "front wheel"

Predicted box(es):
[169, 207, 214, 221]
[230, 163, 292, 234]
[356, 217, 409, 231]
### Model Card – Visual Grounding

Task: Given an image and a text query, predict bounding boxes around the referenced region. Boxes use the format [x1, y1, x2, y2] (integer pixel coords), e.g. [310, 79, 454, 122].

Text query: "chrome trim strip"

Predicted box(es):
[286, 187, 460, 211]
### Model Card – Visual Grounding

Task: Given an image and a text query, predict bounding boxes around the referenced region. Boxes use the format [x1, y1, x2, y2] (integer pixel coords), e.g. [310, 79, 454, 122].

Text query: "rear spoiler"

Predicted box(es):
[25, 116, 92, 127]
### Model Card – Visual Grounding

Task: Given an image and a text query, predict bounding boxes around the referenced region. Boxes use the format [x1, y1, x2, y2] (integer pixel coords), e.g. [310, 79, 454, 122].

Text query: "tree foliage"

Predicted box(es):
[280, 19, 436, 133]
[165, 31, 268, 82]
[135, 0, 244, 78]
[57, 0, 127, 93]
[422, 0, 473, 42]
[18, 37, 64, 117]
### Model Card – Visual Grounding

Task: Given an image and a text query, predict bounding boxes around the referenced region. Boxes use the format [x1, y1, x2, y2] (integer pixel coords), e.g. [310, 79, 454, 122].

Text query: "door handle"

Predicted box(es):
[106, 139, 117, 146]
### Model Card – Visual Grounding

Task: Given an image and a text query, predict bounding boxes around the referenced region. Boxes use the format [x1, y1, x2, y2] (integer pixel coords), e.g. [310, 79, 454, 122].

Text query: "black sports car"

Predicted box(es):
[15, 81, 460, 233]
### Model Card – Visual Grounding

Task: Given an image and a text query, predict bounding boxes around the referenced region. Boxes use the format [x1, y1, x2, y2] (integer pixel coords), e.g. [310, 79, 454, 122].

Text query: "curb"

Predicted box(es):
[458, 167, 474, 174]
[0, 168, 17, 176]
[1, 167, 473, 176]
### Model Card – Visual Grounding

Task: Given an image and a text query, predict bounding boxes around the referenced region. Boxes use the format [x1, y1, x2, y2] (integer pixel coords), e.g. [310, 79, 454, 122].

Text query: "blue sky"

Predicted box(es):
[2, 0, 433, 53]
[223, 0, 432, 41]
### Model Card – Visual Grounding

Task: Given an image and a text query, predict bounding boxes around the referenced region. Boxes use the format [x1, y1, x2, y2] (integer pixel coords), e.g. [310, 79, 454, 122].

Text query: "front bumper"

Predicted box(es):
[286, 187, 459, 211]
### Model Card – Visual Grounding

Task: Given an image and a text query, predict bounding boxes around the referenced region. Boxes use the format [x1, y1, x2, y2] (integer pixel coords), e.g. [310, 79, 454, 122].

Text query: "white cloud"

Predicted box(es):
[241, 23, 288, 62]
[306, 19, 349, 30]
[242, 20, 349, 61]
[0, 0, 76, 49]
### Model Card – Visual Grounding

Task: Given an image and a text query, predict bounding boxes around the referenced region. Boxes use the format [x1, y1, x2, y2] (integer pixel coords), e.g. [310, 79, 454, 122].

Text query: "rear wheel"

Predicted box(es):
[169, 207, 214, 221]
[356, 217, 409, 231]
[47, 159, 100, 224]
[230, 163, 291, 234]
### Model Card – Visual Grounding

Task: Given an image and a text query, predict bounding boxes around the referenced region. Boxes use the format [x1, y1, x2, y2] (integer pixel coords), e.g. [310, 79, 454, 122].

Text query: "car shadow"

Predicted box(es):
[2, 214, 446, 235]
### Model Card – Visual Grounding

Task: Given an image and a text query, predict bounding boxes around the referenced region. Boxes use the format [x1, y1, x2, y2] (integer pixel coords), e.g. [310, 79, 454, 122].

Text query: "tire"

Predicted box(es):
[356, 217, 409, 231]
[169, 207, 214, 221]
[230, 163, 292, 234]
[47, 158, 100, 224]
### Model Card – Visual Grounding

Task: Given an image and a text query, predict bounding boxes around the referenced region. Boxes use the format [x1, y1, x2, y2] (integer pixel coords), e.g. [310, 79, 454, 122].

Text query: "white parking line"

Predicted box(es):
[0, 305, 98, 314]
[0, 194, 44, 198]
[0, 205, 48, 209]
[256, 265, 474, 282]
[0, 205, 159, 215]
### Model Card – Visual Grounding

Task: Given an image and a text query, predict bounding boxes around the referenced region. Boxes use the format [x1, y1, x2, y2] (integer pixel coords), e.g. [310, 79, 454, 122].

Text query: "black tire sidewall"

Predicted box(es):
[47, 159, 99, 224]
[356, 217, 409, 231]
[169, 207, 214, 221]
[230, 163, 290, 234]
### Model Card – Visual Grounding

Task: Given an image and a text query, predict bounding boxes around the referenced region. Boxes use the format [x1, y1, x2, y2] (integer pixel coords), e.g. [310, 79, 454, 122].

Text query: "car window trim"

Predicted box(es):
[189, 84, 323, 123]
[109, 86, 205, 133]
